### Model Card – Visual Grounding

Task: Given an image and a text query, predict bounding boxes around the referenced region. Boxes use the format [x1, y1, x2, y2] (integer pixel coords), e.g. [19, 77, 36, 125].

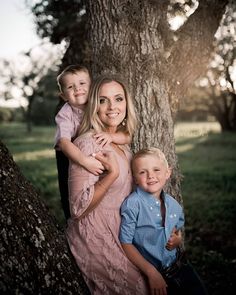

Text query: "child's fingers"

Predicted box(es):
[93, 133, 103, 138]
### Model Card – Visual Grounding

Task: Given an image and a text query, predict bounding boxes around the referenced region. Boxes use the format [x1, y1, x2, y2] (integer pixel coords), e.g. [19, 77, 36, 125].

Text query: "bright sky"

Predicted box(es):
[0, 0, 40, 59]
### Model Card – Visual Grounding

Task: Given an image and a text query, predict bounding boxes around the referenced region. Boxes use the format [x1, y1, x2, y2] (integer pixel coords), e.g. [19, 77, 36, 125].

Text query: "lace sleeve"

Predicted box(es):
[68, 132, 102, 219]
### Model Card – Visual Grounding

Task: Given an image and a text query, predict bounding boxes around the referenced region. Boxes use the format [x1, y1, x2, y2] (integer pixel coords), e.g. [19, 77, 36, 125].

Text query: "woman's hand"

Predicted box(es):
[82, 156, 104, 176]
[94, 151, 119, 177]
[146, 265, 167, 295]
[166, 228, 182, 250]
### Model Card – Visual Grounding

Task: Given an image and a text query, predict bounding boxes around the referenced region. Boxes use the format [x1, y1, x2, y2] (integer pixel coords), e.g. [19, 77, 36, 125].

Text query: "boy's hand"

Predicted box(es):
[147, 266, 167, 295]
[94, 132, 113, 147]
[94, 151, 119, 177]
[166, 228, 182, 251]
[82, 156, 104, 176]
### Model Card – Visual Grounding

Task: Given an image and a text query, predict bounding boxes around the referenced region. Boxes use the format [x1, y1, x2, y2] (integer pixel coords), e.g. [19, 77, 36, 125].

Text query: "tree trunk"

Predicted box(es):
[0, 141, 90, 294]
[83, 0, 228, 201]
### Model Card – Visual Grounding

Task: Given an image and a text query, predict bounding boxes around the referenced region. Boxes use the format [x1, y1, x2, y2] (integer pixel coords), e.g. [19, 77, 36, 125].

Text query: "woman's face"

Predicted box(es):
[97, 81, 127, 132]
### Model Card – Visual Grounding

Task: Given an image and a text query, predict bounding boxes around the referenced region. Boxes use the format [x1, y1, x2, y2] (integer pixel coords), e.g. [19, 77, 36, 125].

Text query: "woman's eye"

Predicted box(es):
[99, 98, 106, 104]
[116, 96, 124, 102]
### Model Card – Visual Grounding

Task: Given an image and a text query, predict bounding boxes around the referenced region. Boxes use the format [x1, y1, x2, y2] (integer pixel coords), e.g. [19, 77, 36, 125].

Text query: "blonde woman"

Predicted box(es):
[66, 74, 149, 294]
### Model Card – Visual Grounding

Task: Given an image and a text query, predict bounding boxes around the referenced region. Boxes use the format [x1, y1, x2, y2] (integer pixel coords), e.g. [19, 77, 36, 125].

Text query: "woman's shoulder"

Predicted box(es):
[73, 130, 96, 145]
[73, 131, 102, 155]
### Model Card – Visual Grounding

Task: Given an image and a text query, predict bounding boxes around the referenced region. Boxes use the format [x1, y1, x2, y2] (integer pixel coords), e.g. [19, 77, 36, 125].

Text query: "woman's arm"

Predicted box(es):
[121, 243, 167, 295]
[78, 150, 119, 219]
[58, 138, 104, 175]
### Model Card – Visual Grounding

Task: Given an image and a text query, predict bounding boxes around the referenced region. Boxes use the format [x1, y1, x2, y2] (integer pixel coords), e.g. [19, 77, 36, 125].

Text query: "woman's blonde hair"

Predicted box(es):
[132, 147, 169, 170]
[79, 74, 137, 137]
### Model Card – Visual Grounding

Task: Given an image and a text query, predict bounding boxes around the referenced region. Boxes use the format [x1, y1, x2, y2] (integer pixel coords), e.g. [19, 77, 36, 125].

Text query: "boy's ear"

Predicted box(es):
[59, 92, 67, 101]
[133, 175, 139, 185]
[166, 167, 172, 179]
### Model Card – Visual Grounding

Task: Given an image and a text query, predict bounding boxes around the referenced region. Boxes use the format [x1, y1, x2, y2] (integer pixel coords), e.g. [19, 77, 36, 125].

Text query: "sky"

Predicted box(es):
[0, 1, 65, 107]
[0, 0, 40, 59]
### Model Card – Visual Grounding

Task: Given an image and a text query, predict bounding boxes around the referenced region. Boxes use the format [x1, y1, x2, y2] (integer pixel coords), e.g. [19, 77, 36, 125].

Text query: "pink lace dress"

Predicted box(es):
[66, 132, 149, 295]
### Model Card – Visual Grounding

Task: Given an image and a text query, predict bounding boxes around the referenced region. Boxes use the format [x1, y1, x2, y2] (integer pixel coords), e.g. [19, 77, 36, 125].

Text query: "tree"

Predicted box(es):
[0, 140, 90, 294]
[28, 0, 88, 65]
[1, 0, 229, 292]
[80, 0, 228, 200]
[195, 1, 236, 131]
[30, 0, 229, 199]
[0, 42, 64, 132]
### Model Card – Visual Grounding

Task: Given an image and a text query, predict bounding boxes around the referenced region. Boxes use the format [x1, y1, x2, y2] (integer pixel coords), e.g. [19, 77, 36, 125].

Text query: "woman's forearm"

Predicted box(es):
[121, 243, 157, 277]
[78, 170, 119, 219]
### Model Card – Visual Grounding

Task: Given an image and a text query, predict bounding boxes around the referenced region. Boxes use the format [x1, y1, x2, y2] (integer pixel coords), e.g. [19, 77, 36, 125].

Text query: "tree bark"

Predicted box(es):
[84, 0, 228, 201]
[0, 141, 90, 294]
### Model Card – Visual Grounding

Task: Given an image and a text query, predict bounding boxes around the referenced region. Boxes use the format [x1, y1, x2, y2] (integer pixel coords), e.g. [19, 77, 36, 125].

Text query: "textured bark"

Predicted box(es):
[80, 0, 228, 201]
[0, 141, 90, 294]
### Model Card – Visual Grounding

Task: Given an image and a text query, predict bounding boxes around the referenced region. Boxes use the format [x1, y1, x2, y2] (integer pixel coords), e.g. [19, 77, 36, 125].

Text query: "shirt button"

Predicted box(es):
[150, 207, 153, 210]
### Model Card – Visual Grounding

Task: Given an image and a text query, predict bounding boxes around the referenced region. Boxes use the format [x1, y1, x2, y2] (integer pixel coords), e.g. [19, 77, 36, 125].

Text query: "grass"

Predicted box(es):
[1, 121, 236, 294]
[175, 122, 236, 294]
[0, 122, 65, 223]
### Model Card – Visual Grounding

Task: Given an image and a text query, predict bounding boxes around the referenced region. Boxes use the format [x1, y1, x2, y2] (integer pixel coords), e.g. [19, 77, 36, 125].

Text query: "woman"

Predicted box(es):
[66, 75, 149, 294]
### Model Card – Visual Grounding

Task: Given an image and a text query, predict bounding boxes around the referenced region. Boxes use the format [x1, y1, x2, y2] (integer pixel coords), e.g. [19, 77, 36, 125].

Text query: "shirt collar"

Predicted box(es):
[70, 103, 84, 114]
[136, 186, 166, 205]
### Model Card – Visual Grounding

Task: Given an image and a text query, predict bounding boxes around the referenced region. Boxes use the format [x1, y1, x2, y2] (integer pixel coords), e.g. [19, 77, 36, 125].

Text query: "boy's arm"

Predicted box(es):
[110, 131, 131, 145]
[121, 243, 167, 295]
[58, 138, 104, 175]
[94, 131, 131, 147]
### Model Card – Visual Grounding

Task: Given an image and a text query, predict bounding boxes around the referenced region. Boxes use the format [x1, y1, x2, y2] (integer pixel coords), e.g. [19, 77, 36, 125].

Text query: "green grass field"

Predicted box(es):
[1, 122, 235, 294]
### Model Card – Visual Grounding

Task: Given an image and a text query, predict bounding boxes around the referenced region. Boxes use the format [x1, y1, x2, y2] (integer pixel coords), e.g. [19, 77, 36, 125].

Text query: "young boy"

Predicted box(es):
[54, 65, 131, 220]
[119, 147, 207, 295]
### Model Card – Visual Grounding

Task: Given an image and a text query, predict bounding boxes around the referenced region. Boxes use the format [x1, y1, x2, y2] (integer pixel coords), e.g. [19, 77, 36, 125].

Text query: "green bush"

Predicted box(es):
[0, 107, 13, 122]
[31, 96, 58, 126]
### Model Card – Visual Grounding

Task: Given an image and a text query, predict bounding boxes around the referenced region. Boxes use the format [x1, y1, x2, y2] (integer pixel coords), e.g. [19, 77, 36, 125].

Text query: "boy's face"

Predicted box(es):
[61, 71, 91, 108]
[132, 155, 171, 199]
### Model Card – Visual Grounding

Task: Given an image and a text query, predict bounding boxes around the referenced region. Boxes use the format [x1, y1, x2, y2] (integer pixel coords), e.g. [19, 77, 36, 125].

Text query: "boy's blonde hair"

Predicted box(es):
[57, 64, 91, 92]
[79, 74, 137, 138]
[132, 147, 169, 171]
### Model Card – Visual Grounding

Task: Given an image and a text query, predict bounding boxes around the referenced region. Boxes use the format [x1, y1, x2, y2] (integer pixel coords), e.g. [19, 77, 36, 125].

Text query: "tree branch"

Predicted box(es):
[169, 0, 228, 99]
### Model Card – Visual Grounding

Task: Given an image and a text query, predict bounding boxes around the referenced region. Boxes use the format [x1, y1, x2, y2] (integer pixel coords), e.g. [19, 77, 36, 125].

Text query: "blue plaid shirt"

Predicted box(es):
[119, 187, 184, 269]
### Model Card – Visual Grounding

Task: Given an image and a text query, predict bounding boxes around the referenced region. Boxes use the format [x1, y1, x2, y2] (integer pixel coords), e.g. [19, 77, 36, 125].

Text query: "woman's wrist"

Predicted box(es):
[107, 169, 119, 179]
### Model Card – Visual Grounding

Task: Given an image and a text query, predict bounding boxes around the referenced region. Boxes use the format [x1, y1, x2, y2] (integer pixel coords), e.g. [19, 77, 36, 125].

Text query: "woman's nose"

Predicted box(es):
[108, 100, 115, 109]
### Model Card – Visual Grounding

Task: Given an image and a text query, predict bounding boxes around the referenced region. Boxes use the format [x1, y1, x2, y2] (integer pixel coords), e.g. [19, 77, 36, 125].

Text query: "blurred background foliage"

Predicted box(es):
[0, 0, 235, 133]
